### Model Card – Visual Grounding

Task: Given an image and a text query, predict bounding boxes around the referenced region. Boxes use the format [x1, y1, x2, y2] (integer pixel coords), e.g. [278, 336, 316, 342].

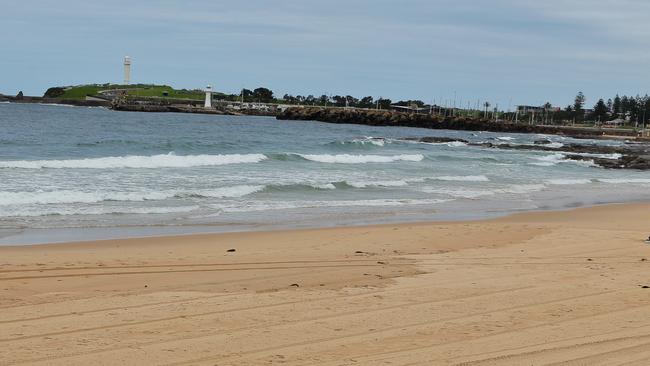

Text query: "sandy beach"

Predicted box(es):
[2, 203, 650, 365]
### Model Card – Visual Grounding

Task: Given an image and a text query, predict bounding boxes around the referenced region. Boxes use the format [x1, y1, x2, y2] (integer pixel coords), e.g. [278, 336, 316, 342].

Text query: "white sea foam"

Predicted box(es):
[299, 154, 424, 164]
[1, 205, 201, 218]
[421, 187, 495, 199]
[496, 136, 515, 141]
[0, 185, 265, 206]
[216, 198, 453, 213]
[446, 141, 468, 147]
[356, 137, 386, 146]
[597, 178, 650, 184]
[573, 152, 622, 160]
[547, 179, 592, 185]
[546, 142, 564, 148]
[497, 184, 546, 194]
[426, 184, 546, 197]
[0, 153, 268, 169]
[313, 183, 337, 190]
[431, 175, 490, 182]
[530, 154, 596, 167]
[346, 180, 409, 188]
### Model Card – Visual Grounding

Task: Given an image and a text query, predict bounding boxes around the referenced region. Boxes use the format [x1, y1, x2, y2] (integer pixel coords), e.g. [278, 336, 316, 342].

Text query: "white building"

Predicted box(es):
[124, 56, 131, 85]
[204, 85, 213, 108]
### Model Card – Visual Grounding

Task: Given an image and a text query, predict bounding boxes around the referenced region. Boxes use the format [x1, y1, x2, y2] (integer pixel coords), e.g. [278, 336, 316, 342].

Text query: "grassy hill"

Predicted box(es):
[45, 84, 205, 100]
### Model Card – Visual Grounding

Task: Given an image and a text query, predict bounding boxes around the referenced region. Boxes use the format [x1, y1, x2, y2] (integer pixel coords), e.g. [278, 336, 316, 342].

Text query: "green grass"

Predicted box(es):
[126, 86, 203, 100]
[58, 85, 105, 99]
[56, 84, 204, 100]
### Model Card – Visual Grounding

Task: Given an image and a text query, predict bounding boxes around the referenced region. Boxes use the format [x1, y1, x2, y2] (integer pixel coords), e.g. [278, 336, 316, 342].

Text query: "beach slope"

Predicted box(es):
[1, 204, 650, 365]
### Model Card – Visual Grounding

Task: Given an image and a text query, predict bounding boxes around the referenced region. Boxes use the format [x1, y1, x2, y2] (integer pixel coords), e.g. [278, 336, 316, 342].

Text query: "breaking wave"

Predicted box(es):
[530, 154, 596, 167]
[0, 185, 265, 206]
[0, 153, 268, 169]
[296, 154, 424, 164]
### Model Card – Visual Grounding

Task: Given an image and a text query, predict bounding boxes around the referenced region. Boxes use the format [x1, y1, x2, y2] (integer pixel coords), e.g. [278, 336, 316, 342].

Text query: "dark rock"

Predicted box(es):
[15, 91, 23, 100]
[290, 283, 300, 287]
[402, 137, 469, 144]
[226, 249, 236, 253]
[276, 107, 650, 170]
[476, 142, 650, 170]
[534, 139, 553, 145]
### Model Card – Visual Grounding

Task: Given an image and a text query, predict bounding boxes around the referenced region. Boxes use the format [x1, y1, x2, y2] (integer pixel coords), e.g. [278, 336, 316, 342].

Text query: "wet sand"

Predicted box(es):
[1, 203, 650, 365]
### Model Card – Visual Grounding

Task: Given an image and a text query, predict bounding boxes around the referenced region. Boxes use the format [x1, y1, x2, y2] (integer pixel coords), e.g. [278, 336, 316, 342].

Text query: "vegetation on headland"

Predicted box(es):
[44, 84, 205, 100]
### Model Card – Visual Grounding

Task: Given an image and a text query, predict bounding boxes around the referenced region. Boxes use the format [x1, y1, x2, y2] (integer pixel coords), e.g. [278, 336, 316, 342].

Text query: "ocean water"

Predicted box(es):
[2, 102, 650, 244]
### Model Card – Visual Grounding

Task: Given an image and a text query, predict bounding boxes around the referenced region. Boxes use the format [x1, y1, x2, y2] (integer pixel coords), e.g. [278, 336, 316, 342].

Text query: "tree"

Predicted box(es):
[241, 88, 253, 102]
[606, 98, 613, 113]
[483, 102, 491, 118]
[332, 95, 346, 107]
[574, 92, 586, 121]
[345, 95, 358, 107]
[592, 99, 609, 121]
[376, 98, 392, 110]
[358, 96, 374, 108]
[252, 87, 274, 103]
[318, 95, 329, 106]
[613, 94, 622, 117]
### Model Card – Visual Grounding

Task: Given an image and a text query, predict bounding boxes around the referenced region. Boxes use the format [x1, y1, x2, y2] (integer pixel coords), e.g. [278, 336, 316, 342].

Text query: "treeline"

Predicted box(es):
[219, 87, 650, 126]
[540, 92, 650, 124]
[216, 87, 428, 110]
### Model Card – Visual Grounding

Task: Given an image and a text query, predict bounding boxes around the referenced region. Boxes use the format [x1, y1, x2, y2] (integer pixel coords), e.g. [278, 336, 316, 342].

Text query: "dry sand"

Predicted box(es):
[1, 203, 650, 365]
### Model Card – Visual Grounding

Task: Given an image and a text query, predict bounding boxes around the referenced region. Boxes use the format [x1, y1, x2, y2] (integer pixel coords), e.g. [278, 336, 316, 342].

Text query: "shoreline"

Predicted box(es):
[2, 202, 650, 365]
[1, 199, 644, 247]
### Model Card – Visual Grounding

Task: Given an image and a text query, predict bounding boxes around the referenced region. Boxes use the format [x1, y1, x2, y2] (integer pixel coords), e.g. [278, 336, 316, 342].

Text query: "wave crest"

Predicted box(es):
[298, 154, 424, 164]
[0, 153, 268, 169]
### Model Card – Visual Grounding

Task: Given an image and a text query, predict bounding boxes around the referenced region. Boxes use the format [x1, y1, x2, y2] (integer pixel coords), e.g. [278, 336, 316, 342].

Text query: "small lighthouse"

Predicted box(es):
[123, 56, 131, 85]
[204, 85, 213, 108]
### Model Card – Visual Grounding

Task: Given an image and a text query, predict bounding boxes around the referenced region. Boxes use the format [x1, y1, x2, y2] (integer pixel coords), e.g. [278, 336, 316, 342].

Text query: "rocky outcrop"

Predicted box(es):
[401, 137, 469, 144]
[404, 136, 650, 170]
[277, 107, 641, 139]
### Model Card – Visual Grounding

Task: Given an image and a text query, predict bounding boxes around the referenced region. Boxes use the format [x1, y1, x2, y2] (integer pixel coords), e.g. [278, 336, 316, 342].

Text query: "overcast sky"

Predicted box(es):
[2, 0, 649, 108]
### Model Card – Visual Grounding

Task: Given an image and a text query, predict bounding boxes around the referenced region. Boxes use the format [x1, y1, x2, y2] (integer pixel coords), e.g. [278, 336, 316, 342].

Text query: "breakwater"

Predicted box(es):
[276, 107, 641, 139]
[0, 94, 110, 107]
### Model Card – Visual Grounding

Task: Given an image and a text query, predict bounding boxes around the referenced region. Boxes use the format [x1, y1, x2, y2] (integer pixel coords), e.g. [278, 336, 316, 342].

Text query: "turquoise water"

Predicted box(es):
[1, 102, 650, 244]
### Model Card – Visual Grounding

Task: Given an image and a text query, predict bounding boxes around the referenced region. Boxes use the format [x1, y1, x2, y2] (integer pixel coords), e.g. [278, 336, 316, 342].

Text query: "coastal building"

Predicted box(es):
[517, 105, 545, 114]
[123, 56, 131, 85]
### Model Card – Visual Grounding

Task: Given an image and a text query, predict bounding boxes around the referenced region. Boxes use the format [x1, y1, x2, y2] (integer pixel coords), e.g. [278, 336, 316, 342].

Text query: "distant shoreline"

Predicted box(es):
[277, 106, 650, 141]
[3, 94, 649, 141]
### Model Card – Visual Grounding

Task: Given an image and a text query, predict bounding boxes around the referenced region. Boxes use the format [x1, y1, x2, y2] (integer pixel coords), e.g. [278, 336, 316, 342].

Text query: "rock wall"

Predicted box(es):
[276, 107, 639, 139]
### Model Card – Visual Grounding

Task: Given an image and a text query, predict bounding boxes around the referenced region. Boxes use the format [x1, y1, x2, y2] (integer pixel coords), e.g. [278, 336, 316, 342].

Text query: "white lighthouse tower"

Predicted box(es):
[204, 85, 213, 108]
[123, 56, 131, 85]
